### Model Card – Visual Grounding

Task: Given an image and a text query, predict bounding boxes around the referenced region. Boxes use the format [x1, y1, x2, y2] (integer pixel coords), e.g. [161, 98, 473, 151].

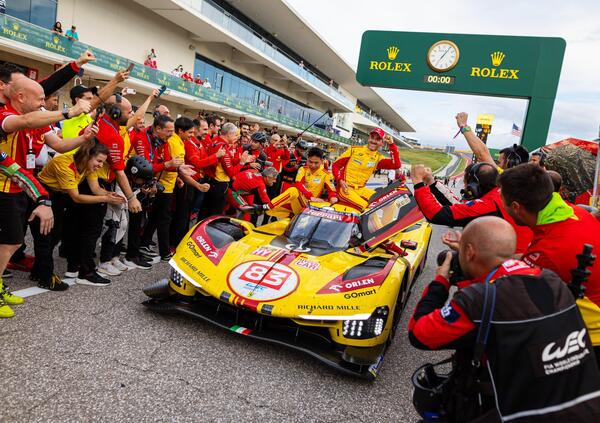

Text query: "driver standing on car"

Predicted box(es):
[332, 128, 400, 211]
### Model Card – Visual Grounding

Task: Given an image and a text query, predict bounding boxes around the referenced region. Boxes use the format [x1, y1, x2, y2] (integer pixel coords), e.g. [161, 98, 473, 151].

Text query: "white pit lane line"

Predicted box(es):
[12, 278, 77, 298]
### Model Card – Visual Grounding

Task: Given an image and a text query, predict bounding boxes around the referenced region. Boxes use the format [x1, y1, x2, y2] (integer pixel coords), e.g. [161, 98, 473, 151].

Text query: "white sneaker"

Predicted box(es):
[111, 257, 129, 272]
[97, 262, 122, 276]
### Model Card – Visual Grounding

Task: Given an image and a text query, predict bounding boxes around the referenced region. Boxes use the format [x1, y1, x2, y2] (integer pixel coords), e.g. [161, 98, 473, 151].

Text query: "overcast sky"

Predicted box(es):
[286, 0, 600, 149]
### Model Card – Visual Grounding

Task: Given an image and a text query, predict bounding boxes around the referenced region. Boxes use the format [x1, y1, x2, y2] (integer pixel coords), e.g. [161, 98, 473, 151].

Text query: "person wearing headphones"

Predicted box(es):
[411, 163, 533, 254]
[455, 112, 529, 171]
[529, 151, 547, 169]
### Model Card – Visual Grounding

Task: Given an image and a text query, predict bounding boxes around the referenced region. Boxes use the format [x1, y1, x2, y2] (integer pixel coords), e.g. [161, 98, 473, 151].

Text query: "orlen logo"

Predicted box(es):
[195, 235, 218, 259]
[542, 329, 587, 363]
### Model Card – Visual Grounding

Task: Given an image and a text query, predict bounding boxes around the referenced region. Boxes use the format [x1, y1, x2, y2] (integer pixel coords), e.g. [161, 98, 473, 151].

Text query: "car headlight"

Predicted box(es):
[170, 267, 183, 287]
[341, 306, 389, 339]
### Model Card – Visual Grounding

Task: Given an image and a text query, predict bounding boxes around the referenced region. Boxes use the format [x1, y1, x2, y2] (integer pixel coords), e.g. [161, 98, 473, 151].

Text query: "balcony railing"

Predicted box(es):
[358, 110, 401, 137]
[0, 15, 355, 145]
[180, 0, 355, 110]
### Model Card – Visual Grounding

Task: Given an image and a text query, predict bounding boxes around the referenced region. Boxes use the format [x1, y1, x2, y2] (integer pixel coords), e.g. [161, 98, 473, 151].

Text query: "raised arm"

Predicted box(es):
[455, 112, 495, 166]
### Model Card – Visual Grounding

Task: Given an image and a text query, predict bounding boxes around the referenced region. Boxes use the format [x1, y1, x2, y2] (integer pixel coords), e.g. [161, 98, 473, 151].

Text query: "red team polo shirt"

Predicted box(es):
[96, 116, 126, 181]
[0, 103, 51, 193]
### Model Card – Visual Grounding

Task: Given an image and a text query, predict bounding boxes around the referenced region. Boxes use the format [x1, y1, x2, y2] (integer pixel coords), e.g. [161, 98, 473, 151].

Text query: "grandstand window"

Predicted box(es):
[6, 0, 57, 30]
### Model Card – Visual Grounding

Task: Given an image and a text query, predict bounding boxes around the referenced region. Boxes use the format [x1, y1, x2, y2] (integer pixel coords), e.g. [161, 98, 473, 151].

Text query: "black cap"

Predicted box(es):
[69, 85, 97, 101]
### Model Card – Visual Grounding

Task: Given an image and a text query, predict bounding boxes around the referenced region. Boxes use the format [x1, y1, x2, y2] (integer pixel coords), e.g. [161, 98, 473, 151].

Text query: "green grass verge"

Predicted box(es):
[398, 148, 451, 172]
[451, 156, 468, 177]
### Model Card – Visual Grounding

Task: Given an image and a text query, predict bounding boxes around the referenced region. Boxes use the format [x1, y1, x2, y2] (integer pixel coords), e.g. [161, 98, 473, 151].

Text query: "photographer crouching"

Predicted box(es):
[408, 216, 600, 422]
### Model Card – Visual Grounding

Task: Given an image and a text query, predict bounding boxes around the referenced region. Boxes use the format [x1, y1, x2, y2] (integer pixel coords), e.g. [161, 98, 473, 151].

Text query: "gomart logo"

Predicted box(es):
[228, 261, 299, 302]
[470, 51, 520, 80]
[369, 46, 412, 73]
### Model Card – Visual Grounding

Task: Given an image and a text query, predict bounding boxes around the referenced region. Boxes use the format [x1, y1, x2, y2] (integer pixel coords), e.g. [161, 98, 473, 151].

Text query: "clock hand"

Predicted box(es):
[436, 47, 451, 66]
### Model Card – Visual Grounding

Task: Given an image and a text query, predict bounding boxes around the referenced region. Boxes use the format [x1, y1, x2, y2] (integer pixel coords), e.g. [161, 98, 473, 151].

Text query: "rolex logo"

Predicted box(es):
[53, 36, 59, 44]
[387, 46, 399, 60]
[12, 23, 19, 31]
[490, 51, 506, 67]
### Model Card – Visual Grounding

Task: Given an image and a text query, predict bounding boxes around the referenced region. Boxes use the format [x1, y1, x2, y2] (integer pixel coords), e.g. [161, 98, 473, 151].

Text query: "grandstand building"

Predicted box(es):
[0, 0, 414, 154]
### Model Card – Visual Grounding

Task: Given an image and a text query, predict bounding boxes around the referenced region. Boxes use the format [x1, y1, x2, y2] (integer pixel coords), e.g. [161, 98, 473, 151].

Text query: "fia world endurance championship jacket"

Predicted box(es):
[409, 260, 600, 422]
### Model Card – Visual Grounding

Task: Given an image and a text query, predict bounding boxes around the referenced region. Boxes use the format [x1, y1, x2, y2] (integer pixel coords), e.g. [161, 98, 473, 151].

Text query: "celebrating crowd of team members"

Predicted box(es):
[1, 50, 600, 421]
[0, 52, 391, 318]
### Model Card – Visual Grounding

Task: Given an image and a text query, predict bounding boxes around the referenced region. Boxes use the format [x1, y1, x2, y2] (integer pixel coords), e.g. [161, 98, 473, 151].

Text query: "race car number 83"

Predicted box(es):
[228, 261, 299, 301]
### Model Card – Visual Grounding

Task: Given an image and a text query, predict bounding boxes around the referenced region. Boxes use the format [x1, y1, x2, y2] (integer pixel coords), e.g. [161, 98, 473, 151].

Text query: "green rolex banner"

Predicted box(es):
[356, 31, 566, 151]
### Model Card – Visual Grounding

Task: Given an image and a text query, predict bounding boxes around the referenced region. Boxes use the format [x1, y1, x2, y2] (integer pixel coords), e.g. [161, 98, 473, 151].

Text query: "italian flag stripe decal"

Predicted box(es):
[230, 325, 252, 335]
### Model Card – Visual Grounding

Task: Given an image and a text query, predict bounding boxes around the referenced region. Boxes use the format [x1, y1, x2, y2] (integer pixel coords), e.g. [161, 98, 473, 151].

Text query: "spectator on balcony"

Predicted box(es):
[194, 74, 202, 84]
[299, 60, 305, 69]
[52, 22, 63, 35]
[171, 65, 183, 78]
[329, 79, 334, 87]
[143, 52, 157, 69]
[65, 25, 79, 41]
[259, 100, 266, 109]
[202, 78, 212, 89]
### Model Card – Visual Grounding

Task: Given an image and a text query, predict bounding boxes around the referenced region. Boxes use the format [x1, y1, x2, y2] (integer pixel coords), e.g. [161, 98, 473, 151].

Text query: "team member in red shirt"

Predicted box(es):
[231, 167, 279, 221]
[264, 133, 290, 198]
[1, 77, 96, 290]
[198, 122, 253, 220]
[412, 163, 533, 254]
[203, 114, 221, 148]
[498, 163, 600, 363]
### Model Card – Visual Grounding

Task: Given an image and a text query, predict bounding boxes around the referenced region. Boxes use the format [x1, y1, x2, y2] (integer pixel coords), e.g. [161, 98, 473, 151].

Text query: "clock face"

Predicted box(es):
[427, 40, 460, 72]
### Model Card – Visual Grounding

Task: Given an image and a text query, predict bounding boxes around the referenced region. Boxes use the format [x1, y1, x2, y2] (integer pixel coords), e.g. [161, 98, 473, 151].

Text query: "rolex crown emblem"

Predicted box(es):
[12, 23, 19, 31]
[387, 46, 400, 61]
[490, 51, 506, 67]
[53, 36, 59, 44]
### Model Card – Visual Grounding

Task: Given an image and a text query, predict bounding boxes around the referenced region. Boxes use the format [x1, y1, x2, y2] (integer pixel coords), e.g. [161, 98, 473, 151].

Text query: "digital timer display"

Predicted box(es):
[423, 75, 456, 85]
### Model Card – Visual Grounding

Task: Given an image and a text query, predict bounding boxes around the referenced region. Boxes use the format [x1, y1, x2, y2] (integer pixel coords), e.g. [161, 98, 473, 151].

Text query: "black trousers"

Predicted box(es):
[169, 184, 193, 248]
[30, 189, 72, 282]
[141, 192, 173, 257]
[126, 209, 147, 260]
[64, 180, 107, 277]
[197, 179, 229, 221]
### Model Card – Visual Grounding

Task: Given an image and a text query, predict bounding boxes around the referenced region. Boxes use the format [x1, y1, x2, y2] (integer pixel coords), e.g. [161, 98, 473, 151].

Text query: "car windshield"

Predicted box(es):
[286, 213, 356, 250]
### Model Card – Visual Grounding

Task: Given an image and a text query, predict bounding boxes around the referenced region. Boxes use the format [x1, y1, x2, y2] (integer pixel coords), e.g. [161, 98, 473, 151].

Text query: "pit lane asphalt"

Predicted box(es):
[1, 183, 455, 422]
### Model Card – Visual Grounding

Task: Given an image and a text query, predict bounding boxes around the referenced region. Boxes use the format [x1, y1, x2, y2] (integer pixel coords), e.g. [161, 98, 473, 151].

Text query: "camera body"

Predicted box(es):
[436, 250, 465, 284]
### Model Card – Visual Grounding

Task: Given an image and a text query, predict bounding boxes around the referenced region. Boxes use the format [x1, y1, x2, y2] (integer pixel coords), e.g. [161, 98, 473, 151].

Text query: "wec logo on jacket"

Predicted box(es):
[536, 328, 591, 376]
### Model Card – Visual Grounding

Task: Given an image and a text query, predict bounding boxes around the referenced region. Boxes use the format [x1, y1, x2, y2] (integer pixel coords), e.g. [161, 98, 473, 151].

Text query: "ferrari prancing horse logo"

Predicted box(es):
[228, 261, 299, 302]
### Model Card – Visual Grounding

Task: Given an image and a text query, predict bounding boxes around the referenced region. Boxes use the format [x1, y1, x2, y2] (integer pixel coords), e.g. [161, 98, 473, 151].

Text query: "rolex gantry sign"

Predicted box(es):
[357, 31, 566, 151]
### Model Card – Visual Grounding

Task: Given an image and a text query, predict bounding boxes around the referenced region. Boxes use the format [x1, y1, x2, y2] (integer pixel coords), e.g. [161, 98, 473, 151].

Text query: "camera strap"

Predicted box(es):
[472, 266, 499, 367]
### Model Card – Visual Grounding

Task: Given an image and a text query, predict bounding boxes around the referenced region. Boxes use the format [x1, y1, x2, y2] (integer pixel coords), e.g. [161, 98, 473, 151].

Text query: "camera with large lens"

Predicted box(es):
[437, 250, 464, 284]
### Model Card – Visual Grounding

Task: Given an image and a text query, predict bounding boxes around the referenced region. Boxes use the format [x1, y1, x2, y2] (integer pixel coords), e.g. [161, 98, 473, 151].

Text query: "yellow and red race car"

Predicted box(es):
[143, 181, 432, 380]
